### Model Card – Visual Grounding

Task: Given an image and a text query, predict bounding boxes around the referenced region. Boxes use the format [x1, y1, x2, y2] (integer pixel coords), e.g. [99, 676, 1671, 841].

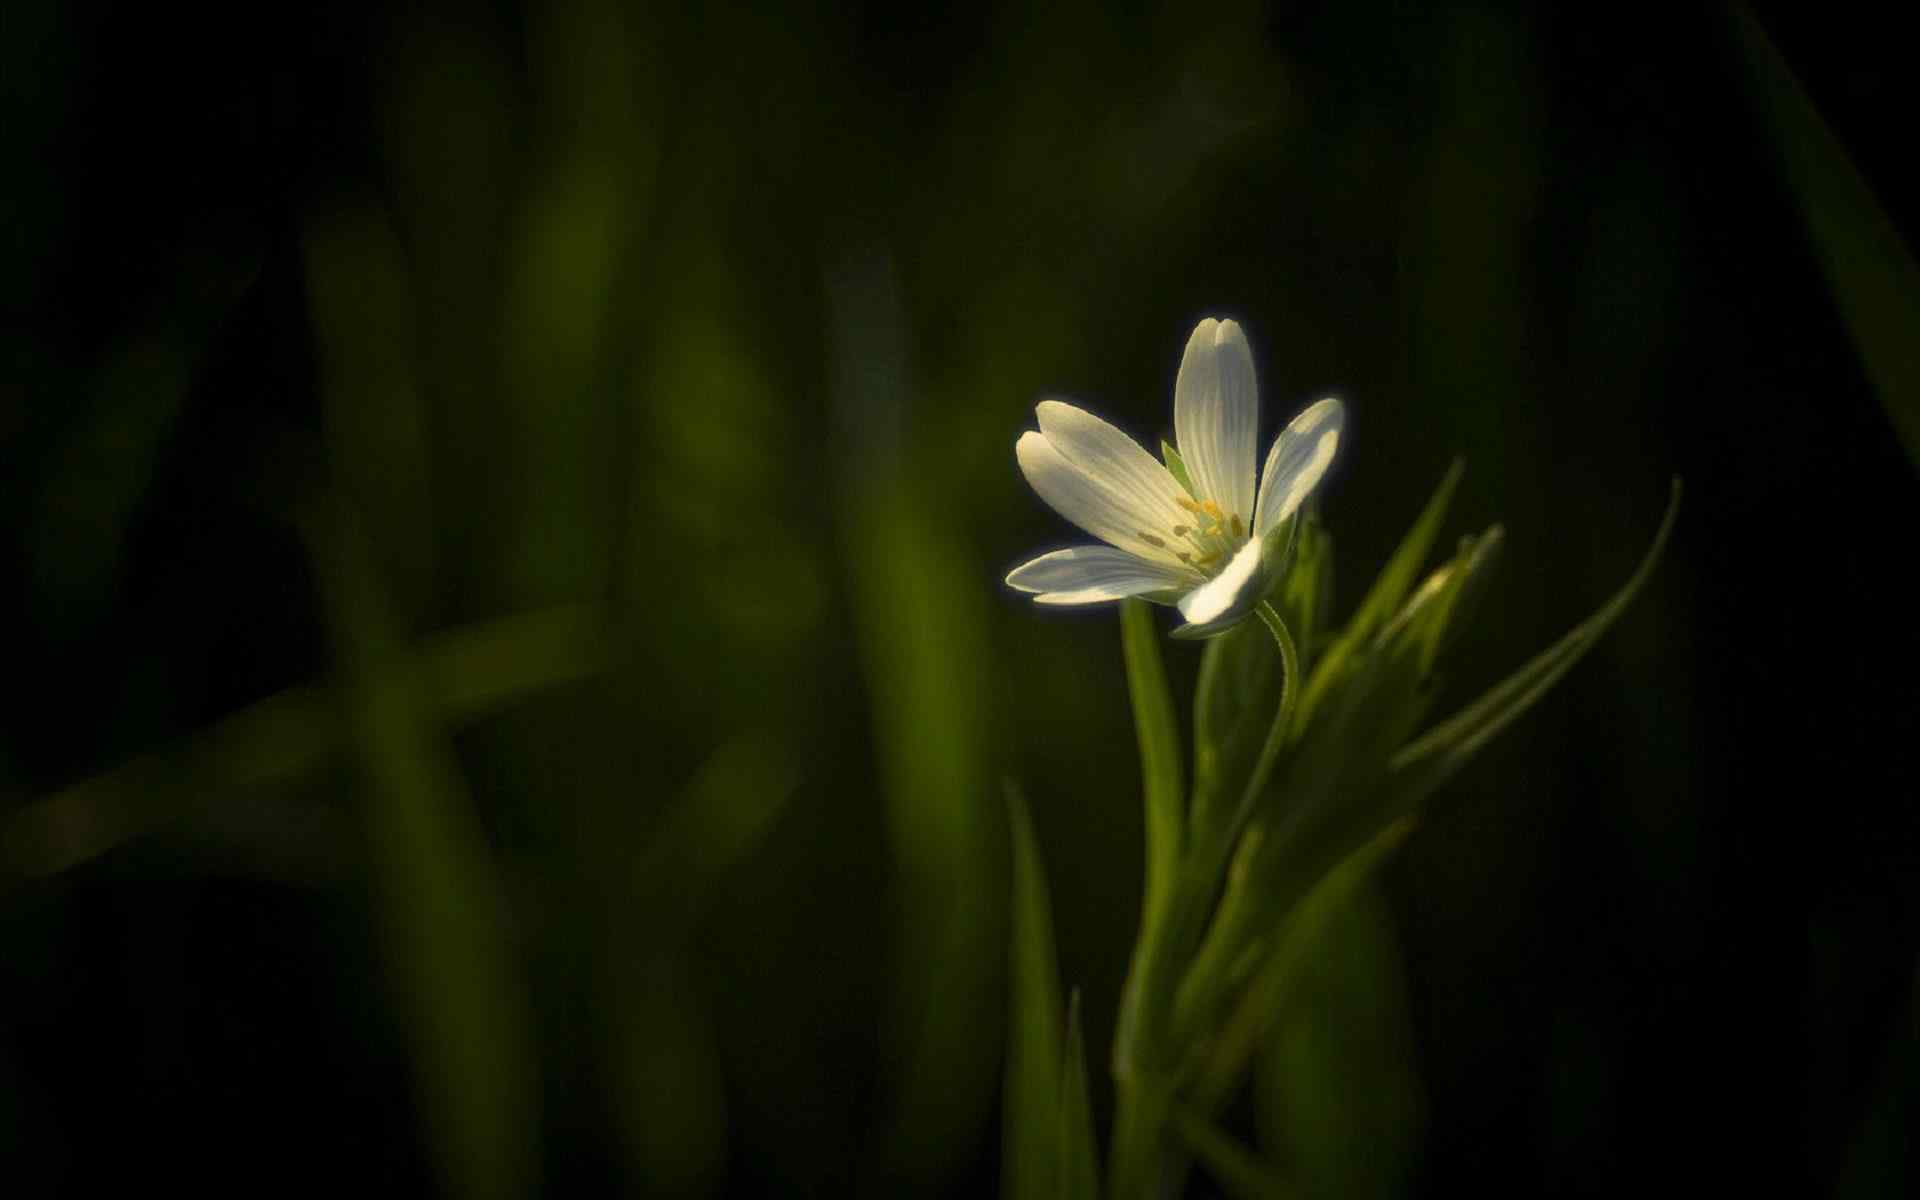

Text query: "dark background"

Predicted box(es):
[3, 1, 1914, 1196]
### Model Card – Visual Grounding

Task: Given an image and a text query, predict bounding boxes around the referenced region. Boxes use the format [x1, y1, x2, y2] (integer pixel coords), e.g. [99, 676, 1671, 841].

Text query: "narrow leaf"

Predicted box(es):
[1732, 6, 1920, 467]
[1389, 480, 1680, 802]
[1121, 598, 1185, 930]
[1187, 820, 1414, 1115]
[1057, 990, 1101, 1200]
[1004, 782, 1067, 1200]
[1343, 458, 1464, 647]
[1296, 461, 1462, 729]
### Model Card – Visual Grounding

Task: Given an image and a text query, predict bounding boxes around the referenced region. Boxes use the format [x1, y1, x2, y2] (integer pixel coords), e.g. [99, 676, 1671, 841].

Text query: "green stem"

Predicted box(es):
[1108, 602, 1302, 1199]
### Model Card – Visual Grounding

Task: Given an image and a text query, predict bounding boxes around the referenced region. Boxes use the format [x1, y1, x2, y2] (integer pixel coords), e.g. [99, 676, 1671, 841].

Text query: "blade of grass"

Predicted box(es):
[1732, 6, 1920, 467]
[3, 605, 601, 888]
[1004, 782, 1067, 1200]
[1058, 990, 1101, 1200]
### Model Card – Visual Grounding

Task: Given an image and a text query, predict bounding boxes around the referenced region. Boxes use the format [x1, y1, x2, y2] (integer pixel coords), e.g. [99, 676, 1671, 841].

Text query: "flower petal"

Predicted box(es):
[1173, 535, 1268, 632]
[1016, 431, 1188, 566]
[1253, 398, 1344, 537]
[1006, 546, 1196, 605]
[1035, 400, 1192, 534]
[1174, 318, 1258, 523]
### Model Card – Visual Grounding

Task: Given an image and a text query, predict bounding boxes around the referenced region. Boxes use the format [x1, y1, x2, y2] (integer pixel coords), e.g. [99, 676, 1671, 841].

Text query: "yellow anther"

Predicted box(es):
[1201, 499, 1224, 520]
[1193, 550, 1219, 567]
[1176, 496, 1204, 515]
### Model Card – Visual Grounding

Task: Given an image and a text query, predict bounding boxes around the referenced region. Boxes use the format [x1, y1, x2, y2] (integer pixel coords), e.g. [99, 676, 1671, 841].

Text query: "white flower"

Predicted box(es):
[1007, 317, 1344, 635]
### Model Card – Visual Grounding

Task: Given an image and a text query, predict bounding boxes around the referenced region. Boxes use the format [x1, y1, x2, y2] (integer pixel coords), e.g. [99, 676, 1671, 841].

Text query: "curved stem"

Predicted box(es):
[1234, 601, 1299, 836]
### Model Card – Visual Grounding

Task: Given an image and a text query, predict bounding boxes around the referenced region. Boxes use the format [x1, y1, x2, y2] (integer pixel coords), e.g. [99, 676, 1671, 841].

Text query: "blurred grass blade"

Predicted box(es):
[1057, 990, 1100, 1200]
[1733, 6, 1920, 467]
[3, 605, 601, 888]
[310, 501, 536, 1200]
[831, 246, 1000, 1188]
[1121, 598, 1185, 930]
[1170, 1106, 1294, 1199]
[1256, 880, 1422, 1200]
[1004, 782, 1066, 1200]
[1390, 480, 1680, 801]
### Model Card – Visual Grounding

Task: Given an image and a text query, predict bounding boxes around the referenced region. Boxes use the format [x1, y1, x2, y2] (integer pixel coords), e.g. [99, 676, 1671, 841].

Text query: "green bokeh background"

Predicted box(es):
[3, 2, 1914, 1196]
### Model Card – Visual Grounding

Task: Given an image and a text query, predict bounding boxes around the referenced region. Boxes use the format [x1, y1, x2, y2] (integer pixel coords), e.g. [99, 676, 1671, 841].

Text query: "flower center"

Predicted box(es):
[1139, 496, 1245, 572]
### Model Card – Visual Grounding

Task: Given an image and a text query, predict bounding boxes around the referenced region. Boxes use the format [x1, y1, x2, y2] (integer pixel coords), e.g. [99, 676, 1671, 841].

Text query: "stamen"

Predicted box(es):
[1193, 550, 1219, 567]
[1201, 499, 1224, 520]
[1171, 525, 1190, 538]
[1175, 551, 1193, 565]
[1176, 497, 1204, 515]
[1230, 514, 1245, 538]
[1137, 531, 1166, 548]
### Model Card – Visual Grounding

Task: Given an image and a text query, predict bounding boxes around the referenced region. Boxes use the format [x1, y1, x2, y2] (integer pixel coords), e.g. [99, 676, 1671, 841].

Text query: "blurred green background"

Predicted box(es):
[2, 1, 1914, 1196]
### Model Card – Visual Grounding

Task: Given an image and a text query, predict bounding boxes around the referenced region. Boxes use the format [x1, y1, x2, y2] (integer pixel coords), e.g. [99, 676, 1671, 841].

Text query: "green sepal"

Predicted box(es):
[1162, 440, 1196, 494]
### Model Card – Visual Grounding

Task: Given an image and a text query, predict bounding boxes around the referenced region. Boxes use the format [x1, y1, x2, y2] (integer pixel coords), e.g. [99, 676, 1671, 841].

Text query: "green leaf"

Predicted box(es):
[1376, 525, 1505, 679]
[1256, 879, 1422, 1200]
[1344, 458, 1464, 647]
[1389, 479, 1680, 805]
[1162, 439, 1196, 494]
[1057, 990, 1101, 1200]
[1170, 1106, 1296, 1199]
[1187, 821, 1414, 1116]
[1122, 598, 1186, 930]
[1732, 7, 1920, 468]
[1004, 782, 1067, 1200]
[1296, 460, 1462, 730]
[1171, 635, 1432, 1051]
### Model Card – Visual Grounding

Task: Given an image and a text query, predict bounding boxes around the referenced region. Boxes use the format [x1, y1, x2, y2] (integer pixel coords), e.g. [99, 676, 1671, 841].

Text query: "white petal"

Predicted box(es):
[1006, 546, 1196, 605]
[1016, 432, 1188, 566]
[1174, 536, 1268, 628]
[1036, 400, 1190, 531]
[1173, 318, 1258, 523]
[1253, 398, 1344, 537]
